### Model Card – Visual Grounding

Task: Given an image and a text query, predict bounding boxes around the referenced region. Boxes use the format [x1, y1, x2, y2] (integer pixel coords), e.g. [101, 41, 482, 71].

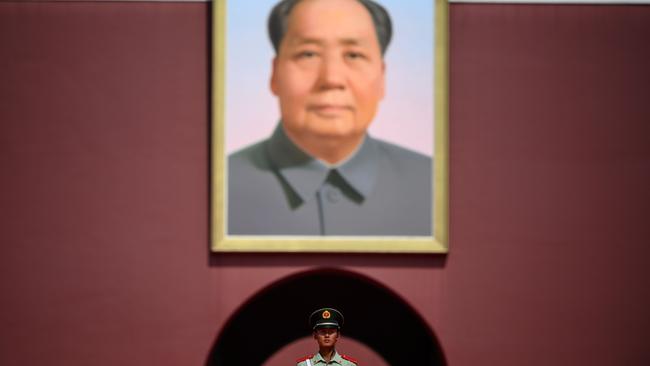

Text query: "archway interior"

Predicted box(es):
[207, 270, 445, 366]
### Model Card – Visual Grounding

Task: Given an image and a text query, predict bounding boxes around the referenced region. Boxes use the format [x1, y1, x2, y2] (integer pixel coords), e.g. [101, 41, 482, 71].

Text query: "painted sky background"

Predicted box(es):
[225, 0, 434, 156]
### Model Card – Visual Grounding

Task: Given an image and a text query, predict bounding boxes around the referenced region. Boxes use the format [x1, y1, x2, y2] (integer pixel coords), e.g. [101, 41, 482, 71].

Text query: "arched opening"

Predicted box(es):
[206, 268, 446, 366]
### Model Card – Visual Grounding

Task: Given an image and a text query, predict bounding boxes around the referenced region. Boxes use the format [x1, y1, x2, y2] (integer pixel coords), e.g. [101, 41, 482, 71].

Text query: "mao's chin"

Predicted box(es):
[302, 115, 366, 139]
[307, 123, 355, 139]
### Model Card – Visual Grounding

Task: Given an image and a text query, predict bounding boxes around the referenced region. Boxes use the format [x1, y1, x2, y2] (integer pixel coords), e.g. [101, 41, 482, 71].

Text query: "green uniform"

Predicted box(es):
[296, 351, 358, 366]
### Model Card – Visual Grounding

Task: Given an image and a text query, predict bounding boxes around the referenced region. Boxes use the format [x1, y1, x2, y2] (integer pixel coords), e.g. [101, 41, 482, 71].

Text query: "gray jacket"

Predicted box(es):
[227, 124, 432, 236]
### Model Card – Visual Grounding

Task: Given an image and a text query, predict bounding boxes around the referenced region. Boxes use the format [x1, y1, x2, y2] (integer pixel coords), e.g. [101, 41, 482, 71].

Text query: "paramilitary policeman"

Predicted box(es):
[296, 308, 358, 366]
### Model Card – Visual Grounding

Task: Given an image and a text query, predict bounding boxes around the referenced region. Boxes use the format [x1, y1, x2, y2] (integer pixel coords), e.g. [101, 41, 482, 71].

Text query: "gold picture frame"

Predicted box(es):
[211, 0, 448, 253]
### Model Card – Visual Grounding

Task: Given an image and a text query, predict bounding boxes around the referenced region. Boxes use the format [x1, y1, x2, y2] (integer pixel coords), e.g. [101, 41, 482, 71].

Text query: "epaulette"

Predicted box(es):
[341, 354, 358, 364]
[296, 355, 313, 363]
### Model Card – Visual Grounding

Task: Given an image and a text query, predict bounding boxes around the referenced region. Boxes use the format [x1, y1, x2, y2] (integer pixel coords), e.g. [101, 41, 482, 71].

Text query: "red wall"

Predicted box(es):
[1, 2, 649, 365]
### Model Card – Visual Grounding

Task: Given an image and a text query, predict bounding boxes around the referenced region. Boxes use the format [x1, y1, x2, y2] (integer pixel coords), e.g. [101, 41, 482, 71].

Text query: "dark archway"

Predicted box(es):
[206, 268, 446, 366]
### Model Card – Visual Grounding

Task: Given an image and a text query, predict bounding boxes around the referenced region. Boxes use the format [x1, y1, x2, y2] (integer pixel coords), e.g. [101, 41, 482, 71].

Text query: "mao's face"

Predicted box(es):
[271, 0, 385, 144]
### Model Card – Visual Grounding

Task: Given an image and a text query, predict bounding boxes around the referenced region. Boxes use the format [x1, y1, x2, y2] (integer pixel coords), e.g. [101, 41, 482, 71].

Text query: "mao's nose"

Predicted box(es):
[317, 54, 346, 90]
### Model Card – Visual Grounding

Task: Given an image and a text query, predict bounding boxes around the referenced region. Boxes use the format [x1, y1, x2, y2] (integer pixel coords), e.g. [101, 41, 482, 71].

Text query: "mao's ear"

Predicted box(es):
[379, 61, 386, 100]
[270, 57, 279, 96]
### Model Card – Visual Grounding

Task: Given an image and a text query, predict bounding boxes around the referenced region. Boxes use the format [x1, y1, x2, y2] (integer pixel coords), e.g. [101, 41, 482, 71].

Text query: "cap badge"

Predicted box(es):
[322, 310, 331, 319]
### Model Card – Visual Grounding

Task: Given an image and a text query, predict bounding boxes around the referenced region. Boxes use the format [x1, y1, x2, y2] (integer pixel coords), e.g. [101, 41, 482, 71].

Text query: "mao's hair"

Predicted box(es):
[268, 0, 393, 56]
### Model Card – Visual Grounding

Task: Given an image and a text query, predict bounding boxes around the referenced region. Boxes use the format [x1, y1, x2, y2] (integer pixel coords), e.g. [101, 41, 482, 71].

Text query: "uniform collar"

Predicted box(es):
[313, 350, 342, 364]
[266, 123, 379, 206]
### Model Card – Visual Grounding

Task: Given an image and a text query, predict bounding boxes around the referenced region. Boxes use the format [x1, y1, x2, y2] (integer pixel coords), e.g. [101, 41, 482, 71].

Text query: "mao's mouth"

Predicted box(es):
[308, 104, 353, 117]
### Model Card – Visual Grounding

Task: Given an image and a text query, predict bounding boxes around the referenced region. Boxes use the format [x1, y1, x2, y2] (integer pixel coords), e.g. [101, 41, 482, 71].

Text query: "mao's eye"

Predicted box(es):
[345, 51, 366, 60]
[296, 50, 318, 59]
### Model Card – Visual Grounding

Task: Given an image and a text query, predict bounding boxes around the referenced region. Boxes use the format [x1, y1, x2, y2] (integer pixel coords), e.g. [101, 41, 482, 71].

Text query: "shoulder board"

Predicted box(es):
[341, 354, 358, 364]
[296, 355, 313, 363]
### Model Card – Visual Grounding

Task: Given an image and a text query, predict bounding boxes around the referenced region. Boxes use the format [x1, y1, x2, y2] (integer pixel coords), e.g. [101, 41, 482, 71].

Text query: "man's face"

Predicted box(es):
[313, 327, 340, 348]
[271, 0, 385, 144]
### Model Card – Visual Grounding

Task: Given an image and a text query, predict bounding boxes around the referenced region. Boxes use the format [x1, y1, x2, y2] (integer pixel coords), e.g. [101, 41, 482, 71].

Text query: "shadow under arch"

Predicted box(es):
[206, 268, 446, 366]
